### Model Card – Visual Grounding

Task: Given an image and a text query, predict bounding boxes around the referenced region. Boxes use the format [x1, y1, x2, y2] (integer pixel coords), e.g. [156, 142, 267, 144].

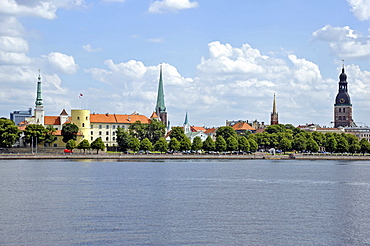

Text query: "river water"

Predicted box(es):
[1, 159, 370, 245]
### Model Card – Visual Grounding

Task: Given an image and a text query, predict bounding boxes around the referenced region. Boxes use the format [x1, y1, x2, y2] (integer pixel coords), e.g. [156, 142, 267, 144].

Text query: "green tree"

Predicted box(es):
[77, 139, 90, 154]
[216, 126, 237, 140]
[360, 138, 370, 155]
[349, 142, 361, 155]
[140, 138, 153, 152]
[179, 137, 191, 151]
[202, 136, 215, 151]
[154, 137, 168, 153]
[278, 137, 292, 154]
[169, 137, 180, 152]
[0, 118, 20, 147]
[215, 136, 227, 152]
[227, 136, 238, 151]
[23, 124, 47, 146]
[293, 135, 307, 152]
[306, 138, 319, 152]
[169, 127, 186, 142]
[191, 136, 203, 151]
[128, 121, 146, 141]
[44, 125, 56, 147]
[325, 136, 337, 153]
[312, 131, 325, 147]
[248, 138, 258, 152]
[116, 127, 132, 151]
[66, 139, 76, 151]
[265, 124, 286, 134]
[146, 119, 166, 144]
[129, 137, 140, 152]
[336, 136, 349, 153]
[91, 137, 105, 154]
[238, 136, 250, 152]
[61, 123, 79, 143]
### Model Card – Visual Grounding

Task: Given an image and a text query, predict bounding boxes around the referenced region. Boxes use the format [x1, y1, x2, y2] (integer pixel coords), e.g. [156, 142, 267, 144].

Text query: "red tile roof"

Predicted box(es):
[191, 126, 207, 132]
[90, 113, 150, 124]
[44, 116, 61, 125]
[231, 122, 256, 131]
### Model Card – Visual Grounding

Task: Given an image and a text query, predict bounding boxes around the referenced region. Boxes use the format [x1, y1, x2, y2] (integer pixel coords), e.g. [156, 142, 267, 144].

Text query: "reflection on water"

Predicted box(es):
[1, 159, 370, 245]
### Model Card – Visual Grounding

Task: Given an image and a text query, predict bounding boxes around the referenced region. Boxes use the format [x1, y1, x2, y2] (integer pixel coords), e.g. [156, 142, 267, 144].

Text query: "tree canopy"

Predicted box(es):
[61, 123, 79, 143]
[91, 137, 105, 154]
[0, 118, 20, 148]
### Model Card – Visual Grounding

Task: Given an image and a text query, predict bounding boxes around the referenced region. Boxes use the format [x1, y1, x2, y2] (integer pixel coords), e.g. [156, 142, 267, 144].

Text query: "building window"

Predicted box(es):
[91, 137, 93, 141]
[106, 125, 109, 129]
[82, 123, 85, 127]
[106, 137, 109, 141]
[54, 143, 57, 147]
[113, 137, 115, 141]
[343, 108, 345, 113]
[113, 125, 116, 129]
[343, 116, 346, 120]
[91, 131, 93, 135]
[106, 131, 109, 135]
[91, 125, 93, 129]
[99, 131, 102, 135]
[86, 116, 88, 120]
[77, 117, 80, 120]
[339, 116, 342, 120]
[339, 108, 341, 113]
[113, 132, 115, 136]
[99, 125, 102, 129]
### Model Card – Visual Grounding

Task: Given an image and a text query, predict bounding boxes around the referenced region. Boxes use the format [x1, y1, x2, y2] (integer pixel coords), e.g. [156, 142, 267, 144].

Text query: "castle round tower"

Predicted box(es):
[71, 109, 91, 143]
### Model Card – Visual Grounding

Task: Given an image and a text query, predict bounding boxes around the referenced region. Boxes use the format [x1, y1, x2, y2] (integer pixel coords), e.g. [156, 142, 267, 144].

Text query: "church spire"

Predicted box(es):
[35, 69, 43, 107]
[184, 111, 189, 125]
[155, 64, 168, 127]
[270, 93, 278, 125]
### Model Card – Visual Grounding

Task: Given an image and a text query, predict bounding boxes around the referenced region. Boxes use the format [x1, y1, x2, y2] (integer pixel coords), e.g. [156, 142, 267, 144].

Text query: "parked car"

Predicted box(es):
[64, 149, 73, 154]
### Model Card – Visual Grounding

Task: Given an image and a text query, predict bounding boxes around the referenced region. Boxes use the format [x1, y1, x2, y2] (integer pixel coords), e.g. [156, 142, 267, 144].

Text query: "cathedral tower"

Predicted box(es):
[34, 70, 44, 125]
[334, 65, 354, 128]
[155, 64, 168, 127]
[270, 94, 278, 125]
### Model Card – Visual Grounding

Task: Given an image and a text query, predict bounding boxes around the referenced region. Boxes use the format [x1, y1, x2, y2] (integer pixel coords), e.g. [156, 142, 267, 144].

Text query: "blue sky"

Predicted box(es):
[1, 0, 370, 128]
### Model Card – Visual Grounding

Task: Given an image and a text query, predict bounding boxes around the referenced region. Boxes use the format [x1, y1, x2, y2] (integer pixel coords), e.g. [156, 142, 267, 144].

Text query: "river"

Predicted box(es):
[1, 159, 370, 245]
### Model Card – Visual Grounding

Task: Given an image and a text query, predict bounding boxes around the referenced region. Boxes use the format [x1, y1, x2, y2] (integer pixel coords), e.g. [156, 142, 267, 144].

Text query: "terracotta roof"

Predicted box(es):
[150, 112, 159, 119]
[44, 116, 61, 125]
[231, 122, 256, 131]
[191, 126, 207, 132]
[255, 128, 265, 133]
[90, 113, 150, 124]
[204, 128, 217, 134]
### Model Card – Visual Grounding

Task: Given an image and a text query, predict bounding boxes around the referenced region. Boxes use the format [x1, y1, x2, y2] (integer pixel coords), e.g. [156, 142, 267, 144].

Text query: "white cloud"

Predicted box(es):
[312, 25, 370, 59]
[147, 38, 164, 43]
[0, 0, 85, 19]
[149, 0, 199, 13]
[46, 52, 79, 74]
[347, 0, 370, 21]
[82, 44, 102, 52]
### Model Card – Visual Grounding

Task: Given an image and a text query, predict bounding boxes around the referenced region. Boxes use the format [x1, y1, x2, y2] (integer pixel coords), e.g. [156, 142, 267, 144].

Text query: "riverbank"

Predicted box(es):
[1, 153, 370, 160]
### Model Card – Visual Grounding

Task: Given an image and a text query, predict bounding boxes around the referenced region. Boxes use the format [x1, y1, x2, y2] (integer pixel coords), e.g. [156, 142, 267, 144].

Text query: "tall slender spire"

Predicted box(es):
[270, 93, 278, 125]
[184, 111, 189, 125]
[155, 64, 168, 127]
[35, 69, 43, 107]
[155, 64, 166, 113]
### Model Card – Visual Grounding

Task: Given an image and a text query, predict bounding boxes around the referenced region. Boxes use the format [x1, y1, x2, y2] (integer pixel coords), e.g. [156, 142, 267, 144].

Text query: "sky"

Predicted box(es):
[1, 0, 370, 128]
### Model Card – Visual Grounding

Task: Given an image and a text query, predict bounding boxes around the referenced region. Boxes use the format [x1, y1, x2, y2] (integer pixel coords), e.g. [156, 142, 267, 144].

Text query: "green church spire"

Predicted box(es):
[35, 69, 43, 107]
[155, 64, 166, 113]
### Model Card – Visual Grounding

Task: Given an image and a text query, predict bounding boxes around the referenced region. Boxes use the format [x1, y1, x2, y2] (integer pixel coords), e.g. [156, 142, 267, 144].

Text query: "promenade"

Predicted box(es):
[1, 153, 370, 160]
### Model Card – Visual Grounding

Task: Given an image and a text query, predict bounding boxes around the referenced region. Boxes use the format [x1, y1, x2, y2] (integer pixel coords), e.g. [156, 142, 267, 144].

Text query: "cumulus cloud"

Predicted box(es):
[149, 0, 199, 13]
[312, 25, 370, 59]
[347, 0, 370, 21]
[46, 52, 79, 74]
[83, 42, 343, 126]
[82, 44, 102, 52]
[0, 0, 85, 19]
